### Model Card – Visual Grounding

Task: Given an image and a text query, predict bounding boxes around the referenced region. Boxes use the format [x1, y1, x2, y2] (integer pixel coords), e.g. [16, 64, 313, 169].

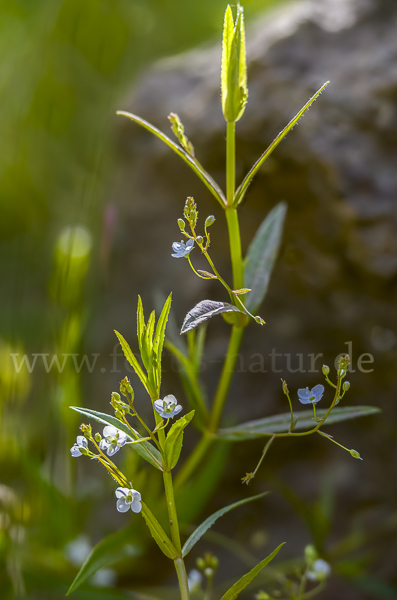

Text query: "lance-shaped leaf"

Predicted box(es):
[67, 526, 142, 595]
[234, 81, 330, 206]
[115, 330, 149, 393]
[117, 111, 226, 207]
[216, 405, 381, 441]
[153, 293, 172, 389]
[70, 406, 163, 470]
[141, 503, 179, 560]
[244, 202, 287, 313]
[164, 410, 195, 470]
[219, 543, 285, 600]
[182, 493, 267, 557]
[181, 300, 244, 334]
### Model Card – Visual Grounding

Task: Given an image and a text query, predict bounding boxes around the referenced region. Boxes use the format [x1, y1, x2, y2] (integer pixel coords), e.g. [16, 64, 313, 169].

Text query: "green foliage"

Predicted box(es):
[182, 493, 268, 557]
[244, 202, 287, 313]
[67, 528, 142, 595]
[141, 503, 179, 560]
[116, 111, 226, 207]
[180, 300, 244, 334]
[234, 81, 330, 206]
[221, 5, 248, 123]
[164, 411, 195, 470]
[216, 406, 381, 441]
[70, 406, 163, 470]
[219, 543, 286, 600]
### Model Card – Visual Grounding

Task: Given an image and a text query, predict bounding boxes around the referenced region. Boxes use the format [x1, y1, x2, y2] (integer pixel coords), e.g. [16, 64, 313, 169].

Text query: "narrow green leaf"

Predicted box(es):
[117, 112, 226, 207]
[219, 543, 285, 600]
[182, 493, 268, 557]
[244, 202, 287, 312]
[216, 406, 381, 441]
[234, 82, 330, 206]
[141, 310, 155, 372]
[153, 293, 172, 390]
[67, 527, 142, 595]
[137, 295, 145, 357]
[141, 503, 179, 559]
[164, 410, 195, 470]
[181, 300, 244, 334]
[114, 330, 149, 392]
[70, 406, 163, 470]
[221, 5, 234, 118]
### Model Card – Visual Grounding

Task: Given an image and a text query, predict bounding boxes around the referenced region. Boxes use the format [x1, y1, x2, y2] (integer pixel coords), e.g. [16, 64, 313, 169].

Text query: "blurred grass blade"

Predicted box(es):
[137, 295, 145, 356]
[153, 293, 172, 389]
[165, 338, 208, 426]
[164, 410, 195, 470]
[216, 406, 381, 441]
[114, 330, 149, 392]
[117, 111, 226, 207]
[234, 82, 329, 206]
[182, 493, 268, 557]
[219, 543, 285, 600]
[181, 300, 244, 334]
[67, 527, 142, 595]
[244, 202, 287, 313]
[141, 503, 179, 559]
[70, 406, 163, 470]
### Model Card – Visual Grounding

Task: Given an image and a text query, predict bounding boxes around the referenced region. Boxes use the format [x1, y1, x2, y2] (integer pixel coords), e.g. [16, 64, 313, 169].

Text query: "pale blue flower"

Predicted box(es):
[187, 569, 203, 592]
[154, 394, 182, 419]
[100, 425, 130, 456]
[70, 435, 88, 457]
[307, 558, 331, 581]
[171, 239, 194, 258]
[115, 487, 142, 513]
[297, 384, 324, 405]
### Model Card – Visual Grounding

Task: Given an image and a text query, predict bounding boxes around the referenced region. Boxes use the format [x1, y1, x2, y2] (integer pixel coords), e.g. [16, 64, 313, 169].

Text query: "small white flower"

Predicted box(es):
[154, 394, 182, 419]
[187, 569, 202, 592]
[307, 558, 331, 581]
[70, 436, 88, 457]
[115, 487, 142, 513]
[99, 425, 130, 456]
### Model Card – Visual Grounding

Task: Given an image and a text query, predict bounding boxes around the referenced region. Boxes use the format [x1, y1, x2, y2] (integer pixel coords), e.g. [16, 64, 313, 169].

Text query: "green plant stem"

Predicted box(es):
[174, 557, 190, 600]
[252, 435, 275, 478]
[225, 207, 244, 290]
[226, 121, 235, 207]
[209, 325, 244, 433]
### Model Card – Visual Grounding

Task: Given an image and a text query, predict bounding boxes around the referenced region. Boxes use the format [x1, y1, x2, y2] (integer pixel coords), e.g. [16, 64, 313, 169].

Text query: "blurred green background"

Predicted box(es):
[0, 1, 290, 599]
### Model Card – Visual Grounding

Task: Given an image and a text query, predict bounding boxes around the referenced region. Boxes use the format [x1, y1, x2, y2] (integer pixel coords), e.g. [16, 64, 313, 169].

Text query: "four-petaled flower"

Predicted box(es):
[100, 425, 130, 456]
[115, 487, 142, 513]
[171, 239, 194, 258]
[297, 384, 324, 405]
[154, 395, 182, 419]
[70, 436, 88, 457]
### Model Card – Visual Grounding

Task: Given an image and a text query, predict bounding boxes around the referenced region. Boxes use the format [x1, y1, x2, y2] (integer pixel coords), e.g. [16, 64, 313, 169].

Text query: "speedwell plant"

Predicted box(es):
[68, 5, 379, 599]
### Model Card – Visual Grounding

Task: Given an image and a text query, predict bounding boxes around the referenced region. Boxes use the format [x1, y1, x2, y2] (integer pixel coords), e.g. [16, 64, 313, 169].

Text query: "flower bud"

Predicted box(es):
[281, 379, 289, 395]
[204, 567, 213, 578]
[350, 449, 362, 460]
[210, 556, 219, 569]
[178, 218, 185, 231]
[184, 197, 198, 228]
[205, 215, 215, 228]
[221, 5, 248, 123]
[304, 544, 318, 562]
[343, 381, 350, 391]
[111, 392, 121, 403]
[196, 557, 205, 570]
[94, 432, 102, 443]
[196, 236, 203, 245]
[322, 365, 330, 376]
[80, 423, 92, 438]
